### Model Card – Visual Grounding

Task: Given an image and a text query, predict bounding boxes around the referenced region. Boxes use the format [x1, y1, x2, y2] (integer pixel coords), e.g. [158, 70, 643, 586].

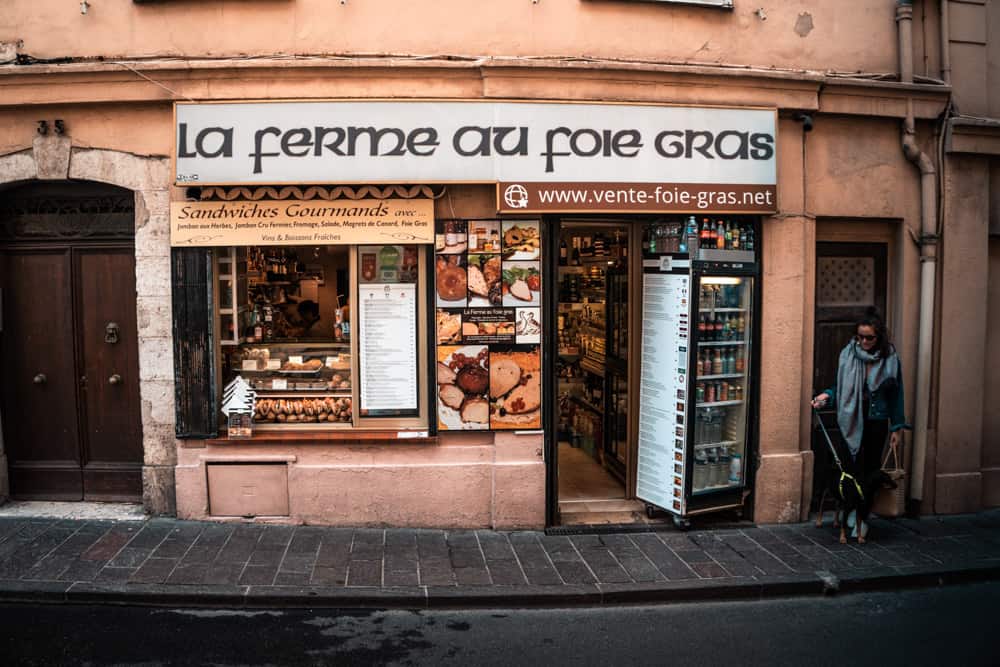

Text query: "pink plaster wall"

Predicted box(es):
[3, 1, 909, 75]
[175, 432, 545, 528]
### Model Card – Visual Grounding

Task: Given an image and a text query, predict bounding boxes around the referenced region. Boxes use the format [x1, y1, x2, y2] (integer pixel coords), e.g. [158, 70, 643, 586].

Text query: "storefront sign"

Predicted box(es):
[174, 102, 777, 208]
[169, 199, 434, 247]
[496, 182, 775, 214]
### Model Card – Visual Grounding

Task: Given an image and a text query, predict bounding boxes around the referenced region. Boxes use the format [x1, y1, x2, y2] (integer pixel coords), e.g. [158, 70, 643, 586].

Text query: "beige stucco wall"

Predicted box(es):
[3, 1, 915, 76]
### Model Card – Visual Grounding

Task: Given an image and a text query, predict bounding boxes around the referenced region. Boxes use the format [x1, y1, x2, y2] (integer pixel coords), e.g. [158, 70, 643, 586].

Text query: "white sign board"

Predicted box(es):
[636, 272, 691, 515]
[358, 283, 419, 415]
[175, 101, 776, 187]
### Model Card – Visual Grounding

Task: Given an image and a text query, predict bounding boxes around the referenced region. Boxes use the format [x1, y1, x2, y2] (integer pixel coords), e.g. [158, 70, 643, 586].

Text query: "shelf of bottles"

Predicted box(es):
[216, 247, 249, 346]
[693, 276, 752, 495]
[642, 216, 756, 259]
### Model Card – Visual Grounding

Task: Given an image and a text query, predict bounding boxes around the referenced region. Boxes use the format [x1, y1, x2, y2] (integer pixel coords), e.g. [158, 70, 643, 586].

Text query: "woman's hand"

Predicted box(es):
[811, 393, 829, 409]
[889, 430, 901, 451]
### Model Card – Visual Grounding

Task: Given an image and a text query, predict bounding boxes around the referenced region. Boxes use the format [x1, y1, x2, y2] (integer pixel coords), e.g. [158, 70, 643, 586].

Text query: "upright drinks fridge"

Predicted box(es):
[636, 217, 759, 527]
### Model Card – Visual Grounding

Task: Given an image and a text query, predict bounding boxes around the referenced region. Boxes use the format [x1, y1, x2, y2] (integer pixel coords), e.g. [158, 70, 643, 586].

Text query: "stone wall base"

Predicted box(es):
[753, 452, 808, 524]
[934, 472, 983, 514]
[143, 465, 177, 516]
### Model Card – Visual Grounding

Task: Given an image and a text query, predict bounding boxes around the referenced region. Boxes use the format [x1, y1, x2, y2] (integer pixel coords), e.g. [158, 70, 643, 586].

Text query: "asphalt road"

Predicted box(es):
[3, 582, 998, 666]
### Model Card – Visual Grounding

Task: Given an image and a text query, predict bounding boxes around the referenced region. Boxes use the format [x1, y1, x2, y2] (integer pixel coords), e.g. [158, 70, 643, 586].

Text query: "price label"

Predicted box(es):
[325, 356, 337, 368]
[241, 360, 259, 371]
[266, 359, 281, 370]
[288, 355, 303, 365]
[271, 378, 288, 390]
[658, 255, 673, 272]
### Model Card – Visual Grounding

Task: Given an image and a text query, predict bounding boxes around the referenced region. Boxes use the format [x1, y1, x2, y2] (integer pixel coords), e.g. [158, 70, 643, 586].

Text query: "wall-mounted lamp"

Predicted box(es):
[80, 1, 90, 15]
[54, 120, 66, 135]
[792, 112, 814, 132]
[37, 120, 48, 136]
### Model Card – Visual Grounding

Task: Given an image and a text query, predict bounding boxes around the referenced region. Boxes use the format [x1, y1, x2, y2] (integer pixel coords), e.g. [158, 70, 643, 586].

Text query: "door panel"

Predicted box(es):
[2, 248, 83, 499]
[76, 247, 143, 501]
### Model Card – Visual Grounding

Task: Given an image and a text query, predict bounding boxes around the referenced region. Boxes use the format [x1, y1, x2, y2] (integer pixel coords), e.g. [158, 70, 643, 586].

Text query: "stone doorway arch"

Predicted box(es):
[0, 138, 175, 514]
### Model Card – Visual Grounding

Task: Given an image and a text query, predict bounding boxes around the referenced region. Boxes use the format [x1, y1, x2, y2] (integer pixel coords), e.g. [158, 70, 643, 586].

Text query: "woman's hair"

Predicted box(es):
[856, 307, 893, 357]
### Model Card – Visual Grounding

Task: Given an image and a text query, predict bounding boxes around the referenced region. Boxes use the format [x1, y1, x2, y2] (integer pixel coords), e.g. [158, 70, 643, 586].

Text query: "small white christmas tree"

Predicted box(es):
[221, 376, 256, 438]
[221, 375, 256, 416]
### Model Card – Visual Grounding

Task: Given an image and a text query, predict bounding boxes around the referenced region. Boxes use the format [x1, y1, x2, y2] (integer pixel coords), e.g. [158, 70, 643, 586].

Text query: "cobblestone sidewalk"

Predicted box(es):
[0, 511, 998, 608]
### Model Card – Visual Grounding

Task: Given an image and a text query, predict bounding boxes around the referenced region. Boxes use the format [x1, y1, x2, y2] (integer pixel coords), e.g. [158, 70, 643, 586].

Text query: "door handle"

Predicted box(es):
[33, 373, 46, 384]
[108, 374, 121, 385]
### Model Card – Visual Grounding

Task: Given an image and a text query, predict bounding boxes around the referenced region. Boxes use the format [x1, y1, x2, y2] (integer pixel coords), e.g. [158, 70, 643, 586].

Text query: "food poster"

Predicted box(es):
[434, 219, 543, 430]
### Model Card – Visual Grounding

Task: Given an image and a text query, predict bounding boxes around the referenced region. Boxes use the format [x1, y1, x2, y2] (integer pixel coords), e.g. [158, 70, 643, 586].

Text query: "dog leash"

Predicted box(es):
[812, 407, 864, 502]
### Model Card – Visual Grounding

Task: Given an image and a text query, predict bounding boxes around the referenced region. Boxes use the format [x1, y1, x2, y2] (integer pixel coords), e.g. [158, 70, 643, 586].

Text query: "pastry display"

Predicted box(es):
[254, 397, 352, 423]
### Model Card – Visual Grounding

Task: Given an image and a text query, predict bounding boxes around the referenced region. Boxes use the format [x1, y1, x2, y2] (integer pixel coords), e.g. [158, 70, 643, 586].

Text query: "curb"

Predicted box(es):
[2, 562, 998, 609]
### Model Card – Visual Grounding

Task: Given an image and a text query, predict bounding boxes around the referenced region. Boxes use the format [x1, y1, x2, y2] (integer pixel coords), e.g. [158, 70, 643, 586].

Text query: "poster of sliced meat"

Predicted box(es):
[435, 219, 543, 431]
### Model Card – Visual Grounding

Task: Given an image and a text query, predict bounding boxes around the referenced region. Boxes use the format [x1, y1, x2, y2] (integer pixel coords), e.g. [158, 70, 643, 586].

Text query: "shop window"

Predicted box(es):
[214, 243, 429, 432]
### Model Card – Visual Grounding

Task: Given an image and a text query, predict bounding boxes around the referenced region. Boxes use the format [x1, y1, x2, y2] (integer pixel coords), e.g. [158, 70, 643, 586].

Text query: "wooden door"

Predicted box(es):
[75, 246, 143, 500]
[1, 245, 142, 501]
[811, 242, 887, 502]
[1, 248, 84, 499]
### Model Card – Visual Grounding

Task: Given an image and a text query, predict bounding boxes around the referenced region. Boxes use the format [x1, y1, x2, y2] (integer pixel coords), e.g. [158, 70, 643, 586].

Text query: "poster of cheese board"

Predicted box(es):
[435, 219, 543, 431]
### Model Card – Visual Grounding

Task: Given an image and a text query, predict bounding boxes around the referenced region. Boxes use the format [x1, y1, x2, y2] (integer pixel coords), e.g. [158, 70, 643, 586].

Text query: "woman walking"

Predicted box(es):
[812, 308, 908, 544]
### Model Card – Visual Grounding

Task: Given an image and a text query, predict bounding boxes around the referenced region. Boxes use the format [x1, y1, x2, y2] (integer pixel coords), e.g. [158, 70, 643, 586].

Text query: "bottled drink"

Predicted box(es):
[716, 220, 726, 249]
[709, 220, 717, 246]
[745, 225, 755, 252]
[700, 219, 711, 246]
[685, 216, 699, 255]
[735, 348, 745, 373]
[714, 315, 723, 341]
[720, 382, 729, 402]
[571, 237, 581, 265]
[698, 314, 707, 339]
[731, 224, 741, 250]
[706, 383, 716, 403]
[727, 348, 736, 375]
[712, 349, 723, 375]
[721, 314, 731, 341]
[696, 383, 706, 404]
[725, 222, 733, 249]
[559, 238, 567, 265]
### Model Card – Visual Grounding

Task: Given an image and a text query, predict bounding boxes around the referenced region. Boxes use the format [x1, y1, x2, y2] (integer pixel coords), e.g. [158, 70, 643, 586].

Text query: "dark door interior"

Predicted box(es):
[0, 182, 141, 502]
[811, 241, 887, 507]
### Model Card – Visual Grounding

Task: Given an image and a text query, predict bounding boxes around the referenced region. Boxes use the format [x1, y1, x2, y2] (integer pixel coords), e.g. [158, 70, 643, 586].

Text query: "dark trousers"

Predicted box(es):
[841, 419, 889, 524]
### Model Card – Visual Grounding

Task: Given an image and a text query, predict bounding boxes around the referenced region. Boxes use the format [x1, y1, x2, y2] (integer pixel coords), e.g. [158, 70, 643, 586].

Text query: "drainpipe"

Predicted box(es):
[940, 0, 951, 84]
[897, 0, 937, 503]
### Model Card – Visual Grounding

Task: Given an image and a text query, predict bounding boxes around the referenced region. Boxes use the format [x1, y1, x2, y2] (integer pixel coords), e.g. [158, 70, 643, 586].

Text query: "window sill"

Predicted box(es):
[205, 430, 437, 446]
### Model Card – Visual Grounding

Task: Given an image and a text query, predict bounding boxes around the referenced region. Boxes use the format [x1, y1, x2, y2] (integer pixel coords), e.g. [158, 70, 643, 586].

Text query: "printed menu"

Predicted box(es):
[435, 220, 543, 430]
[636, 271, 690, 515]
[357, 245, 419, 417]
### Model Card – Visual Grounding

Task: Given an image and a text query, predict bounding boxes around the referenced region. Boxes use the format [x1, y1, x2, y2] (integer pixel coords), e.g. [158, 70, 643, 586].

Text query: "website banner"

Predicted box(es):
[497, 182, 777, 214]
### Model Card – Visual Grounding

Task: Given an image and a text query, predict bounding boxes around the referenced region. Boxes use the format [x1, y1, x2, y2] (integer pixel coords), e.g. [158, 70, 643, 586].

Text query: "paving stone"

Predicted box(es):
[247, 547, 286, 567]
[550, 559, 597, 585]
[672, 549, 714, 565]
[690, 561, 730, 578]
[107, 547, 152, 569]
[23, 554, 75, 581]
[350, 530, 384, 560]
[347, 560, 383, 587]
[477, 532, 516, 561]
[238, 565, 277, 586]
[285, 528, 323, 555]
[630, 534, 699, 580]
[204, 564, 244, 586]
[384, 542, 418, 560]
[257, 525, 295, 548]
[278, 555, 316, 574]
[52, 526, 111, 558]
[191, 524, 234, 549]
[151, 528, 202, 559]
[521, 565, 564, 586]
[167, 562, 209, 585]
[419, 558, 456, 586]
[274, 571, 313, 586]
[315, 541, 351, 568]
[446, 531, 480, 549]
[616, 554, 667, 582]
[735, 548, 793, 575]
[311, 566, 348, 586]
[384, 529, 419, 547]
[179, 546, 221, 566]
[94, 566, 135, 584]
[484, 560, 527, 586]
[448, 548, 485, 569]
[709, 555, 759, 577]
[417, 531, 449, 559]
[215, 536, 259, 565]
[454, 567, 492, 586]
[129, 557, 178, 584]
[125, 521, 174, 549]
[383, 569, 420, 587]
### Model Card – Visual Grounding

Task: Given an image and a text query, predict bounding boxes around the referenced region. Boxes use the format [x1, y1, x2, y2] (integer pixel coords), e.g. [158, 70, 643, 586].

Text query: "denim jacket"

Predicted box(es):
[824, 366, 910, 432]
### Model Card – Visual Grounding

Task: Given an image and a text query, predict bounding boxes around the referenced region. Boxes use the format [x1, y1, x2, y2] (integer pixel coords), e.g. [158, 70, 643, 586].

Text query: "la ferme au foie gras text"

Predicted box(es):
[178, 122, 776, 175]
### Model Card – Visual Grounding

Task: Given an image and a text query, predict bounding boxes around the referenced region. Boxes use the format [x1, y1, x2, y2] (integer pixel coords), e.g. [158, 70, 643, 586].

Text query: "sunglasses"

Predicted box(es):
[856, 334, 877, 342]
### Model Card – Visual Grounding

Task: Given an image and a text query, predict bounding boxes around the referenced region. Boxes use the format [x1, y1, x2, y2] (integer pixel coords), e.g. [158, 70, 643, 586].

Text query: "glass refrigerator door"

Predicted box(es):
[692, 276, 752, 495]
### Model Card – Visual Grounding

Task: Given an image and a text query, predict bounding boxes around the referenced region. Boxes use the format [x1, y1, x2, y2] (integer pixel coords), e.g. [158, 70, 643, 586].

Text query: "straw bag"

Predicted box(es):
[872, 440, 906, 518]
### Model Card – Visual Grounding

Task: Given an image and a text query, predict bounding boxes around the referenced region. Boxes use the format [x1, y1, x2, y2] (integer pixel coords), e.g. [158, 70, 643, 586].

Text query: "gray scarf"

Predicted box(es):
[835, 340, 900, 460]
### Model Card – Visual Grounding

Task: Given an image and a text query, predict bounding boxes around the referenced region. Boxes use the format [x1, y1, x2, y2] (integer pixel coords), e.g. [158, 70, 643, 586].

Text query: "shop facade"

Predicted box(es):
[1, 0, 997, 525]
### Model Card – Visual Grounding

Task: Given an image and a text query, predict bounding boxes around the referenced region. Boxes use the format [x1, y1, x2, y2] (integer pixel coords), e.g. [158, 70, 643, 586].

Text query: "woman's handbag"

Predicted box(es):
[872, 440, 907, 518]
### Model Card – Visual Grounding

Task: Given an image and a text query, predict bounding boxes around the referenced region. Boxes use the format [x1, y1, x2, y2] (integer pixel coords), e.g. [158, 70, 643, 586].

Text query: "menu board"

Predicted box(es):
[636, 271, 690, 515]
[434, 220, 542, 430]
[357, 245, 420, 417]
